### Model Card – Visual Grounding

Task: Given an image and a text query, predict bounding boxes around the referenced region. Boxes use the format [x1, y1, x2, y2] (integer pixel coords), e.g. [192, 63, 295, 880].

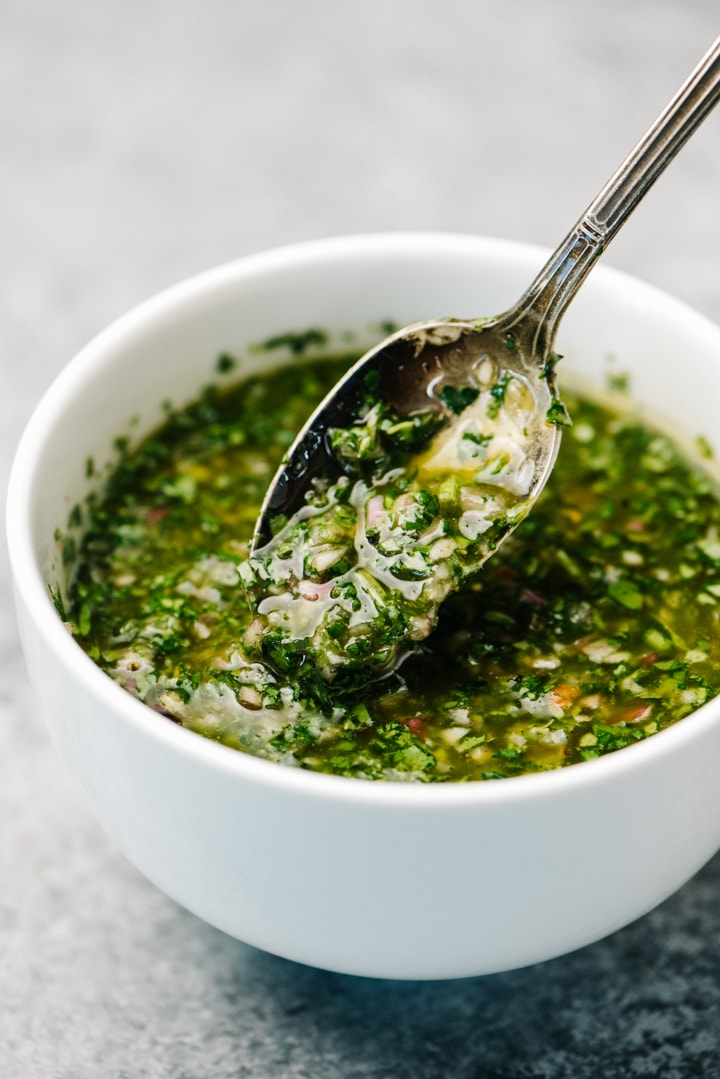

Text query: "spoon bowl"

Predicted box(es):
[253, 315, 562, 548]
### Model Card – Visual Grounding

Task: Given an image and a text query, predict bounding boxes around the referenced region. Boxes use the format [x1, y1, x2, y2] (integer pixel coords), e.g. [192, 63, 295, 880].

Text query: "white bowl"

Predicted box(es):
[8, 233, 720, 980]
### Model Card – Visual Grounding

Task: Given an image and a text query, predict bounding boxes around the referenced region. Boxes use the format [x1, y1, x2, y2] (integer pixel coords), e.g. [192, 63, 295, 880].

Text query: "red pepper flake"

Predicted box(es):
[626, 517, 645, 532]
[618, 702, 652, 723]
[406, 716, 427, 737]
[147, 507, 169, 524]
[640, 651, 659, 666]
[549, 684, 580, 710]
[520, 588, 546, 609]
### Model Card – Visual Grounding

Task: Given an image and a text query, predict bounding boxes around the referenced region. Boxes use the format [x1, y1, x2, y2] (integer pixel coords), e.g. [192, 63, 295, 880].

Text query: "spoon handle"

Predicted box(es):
[510, 34, 720, 355]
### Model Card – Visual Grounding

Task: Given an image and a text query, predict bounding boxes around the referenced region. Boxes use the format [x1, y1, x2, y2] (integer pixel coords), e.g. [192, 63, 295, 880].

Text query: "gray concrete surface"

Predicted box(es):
[2, 2, 720, 1076]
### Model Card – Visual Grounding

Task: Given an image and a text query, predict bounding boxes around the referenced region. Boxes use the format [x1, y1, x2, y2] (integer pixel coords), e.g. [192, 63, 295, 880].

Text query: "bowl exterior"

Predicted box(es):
[9, 233, 720, 979]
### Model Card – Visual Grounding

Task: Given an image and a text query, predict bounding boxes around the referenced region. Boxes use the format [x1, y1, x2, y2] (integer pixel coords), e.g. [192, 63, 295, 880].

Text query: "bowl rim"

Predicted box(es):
[8, 229, 720, 809]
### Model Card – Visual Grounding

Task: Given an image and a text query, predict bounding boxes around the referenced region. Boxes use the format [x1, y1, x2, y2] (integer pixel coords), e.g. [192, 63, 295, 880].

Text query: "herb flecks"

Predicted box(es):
[540, 352, 563, 381]
[440, 385, 480, 415]
[258, 328, 328, 355]
[66, 352, 720, 783]
[216, 352, 237, 374]
[487, 374, 512, 419]
[546, 397, 572, 427]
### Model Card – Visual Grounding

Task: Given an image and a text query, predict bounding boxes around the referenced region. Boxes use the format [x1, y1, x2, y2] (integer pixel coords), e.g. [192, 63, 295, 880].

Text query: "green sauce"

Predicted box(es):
[66, 352, 720, 782]
[243, 359, 540, 692]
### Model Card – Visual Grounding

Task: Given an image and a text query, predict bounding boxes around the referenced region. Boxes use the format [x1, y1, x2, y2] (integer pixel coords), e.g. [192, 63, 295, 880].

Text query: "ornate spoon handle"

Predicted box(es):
[505, 34, 720, 356]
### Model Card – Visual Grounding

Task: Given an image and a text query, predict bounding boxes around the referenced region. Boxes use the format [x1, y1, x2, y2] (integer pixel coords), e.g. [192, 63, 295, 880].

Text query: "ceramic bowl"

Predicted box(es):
[8, 233, 720, 980]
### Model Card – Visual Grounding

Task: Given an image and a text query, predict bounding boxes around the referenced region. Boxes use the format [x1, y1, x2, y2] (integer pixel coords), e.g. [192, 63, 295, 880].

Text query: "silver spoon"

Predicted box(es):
[243, 38, 720, 688]
[254, 36, 720, 558]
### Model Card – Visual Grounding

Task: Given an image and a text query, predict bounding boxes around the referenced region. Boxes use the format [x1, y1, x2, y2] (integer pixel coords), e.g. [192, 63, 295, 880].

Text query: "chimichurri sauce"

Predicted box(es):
[66, 354, 720, 782]
[243, 356, 541, 691]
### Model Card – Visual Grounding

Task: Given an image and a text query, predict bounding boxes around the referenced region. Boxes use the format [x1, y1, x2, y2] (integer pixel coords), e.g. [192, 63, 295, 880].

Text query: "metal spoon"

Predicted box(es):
[254, 35, 720, 559]
[244, 38, 720, 689]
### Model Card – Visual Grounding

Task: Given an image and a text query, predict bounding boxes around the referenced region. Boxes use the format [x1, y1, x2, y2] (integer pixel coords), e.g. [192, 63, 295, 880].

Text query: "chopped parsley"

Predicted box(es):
[440, 385, 480, 415]
[65, 349, 720, 782]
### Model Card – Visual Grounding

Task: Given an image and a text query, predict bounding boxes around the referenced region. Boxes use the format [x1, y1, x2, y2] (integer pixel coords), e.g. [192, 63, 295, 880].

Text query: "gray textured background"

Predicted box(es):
[2, 2, 720, 1076]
